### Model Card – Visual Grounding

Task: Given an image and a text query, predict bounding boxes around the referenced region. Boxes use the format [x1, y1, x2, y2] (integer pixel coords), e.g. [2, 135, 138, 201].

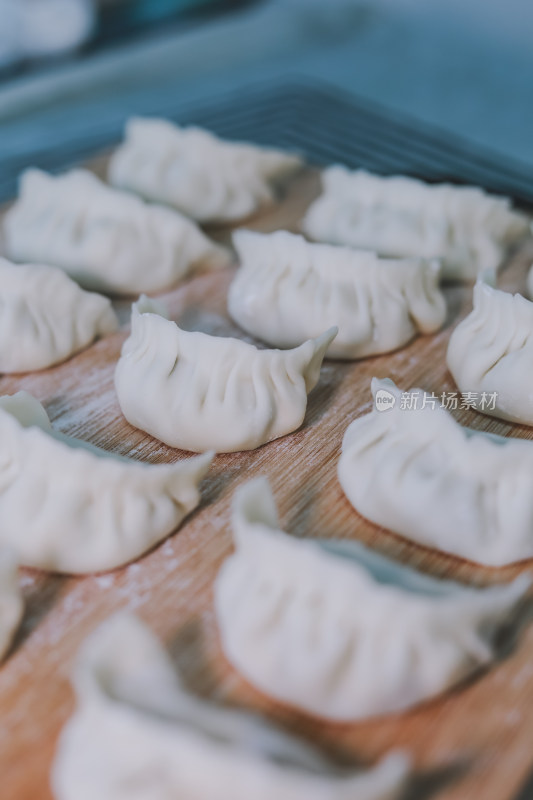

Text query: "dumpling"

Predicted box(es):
[215, 477, 528, 721]
[0, 257, 118, 372]
[108, 118, 303, 223]
[0, 390, 212, 573]
[114, 296, 337, 453]
[229, 229, 445, 358]
[0, 551, 23, 662]
[3, 168, 231, 296]
[52, 613, 410, 800]
[302, 167, 529, 282]
[447, 279, 533, 425]
[339, 377, 533, 566]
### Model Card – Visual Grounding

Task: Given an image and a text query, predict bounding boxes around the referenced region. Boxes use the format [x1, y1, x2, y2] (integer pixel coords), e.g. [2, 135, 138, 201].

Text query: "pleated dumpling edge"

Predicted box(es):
[0, 257, 118, 372]
[108, 117, 303, 223]
[229, 229, 446, 358]
[52, 611, 411, 800]
[3, 168, 231, 296]
[215, 477, 530, 720]
[339, 377, 533, 565]
[114, 296, 337, 453]
[0, 390, 212, 573]
[302, 166, 530, 282]
[447, 279, 533, 426]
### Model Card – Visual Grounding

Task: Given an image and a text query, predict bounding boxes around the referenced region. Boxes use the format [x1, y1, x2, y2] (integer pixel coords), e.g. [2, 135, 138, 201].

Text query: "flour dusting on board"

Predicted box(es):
[1, 164, 533, 800]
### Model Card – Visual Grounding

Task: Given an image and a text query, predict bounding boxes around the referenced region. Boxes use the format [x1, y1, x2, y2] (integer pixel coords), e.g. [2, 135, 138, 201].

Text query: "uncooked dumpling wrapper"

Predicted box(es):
[229, 229, 445, 358]
[114, 295, 337, 453]
[3, 168, 231, 296]
[0, 391, 212, 573]
[52, 612, 410, 800]
[215, 477, 529, 720]
[339, 377, 533, 565]
[0, 257, 117, 372]
[302, 167, 529, 282]
[108, 117, 303, 222]
[447, 279, 533, 425]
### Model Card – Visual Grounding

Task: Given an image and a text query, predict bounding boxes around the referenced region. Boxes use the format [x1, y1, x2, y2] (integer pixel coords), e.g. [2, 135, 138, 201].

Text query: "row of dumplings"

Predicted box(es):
[0, 118, 532, 799]
[0, 118, 530, 378]
[2, 233, 533, 434]
[2, 347, 533, 577]
[50, 477, 529, 800]
[0, 468, 529, 798]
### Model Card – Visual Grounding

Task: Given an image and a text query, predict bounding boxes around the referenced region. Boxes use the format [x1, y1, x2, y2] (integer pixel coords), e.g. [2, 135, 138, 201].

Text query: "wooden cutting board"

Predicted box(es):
[1, 160, 533, 800]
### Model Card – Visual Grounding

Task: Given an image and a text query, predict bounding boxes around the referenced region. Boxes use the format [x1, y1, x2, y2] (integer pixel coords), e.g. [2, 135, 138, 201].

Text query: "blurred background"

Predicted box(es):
[0, 0, 532, 202]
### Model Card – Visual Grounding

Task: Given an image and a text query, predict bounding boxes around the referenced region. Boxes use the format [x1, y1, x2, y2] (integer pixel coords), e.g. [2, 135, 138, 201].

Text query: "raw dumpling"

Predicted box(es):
[339, 377, 533, 566]
[302, 167, 529, 282]
[0, 551, 23, 662]
[0, 391, 212, 573]
[52, 613, 410, 800]
[215, 477, 528, 720]
[229, 230, 446, 358]
[3, 168, 230, 296]
[114, 296, 337, 453]
[447, 279, 533, 425]
[0, 257, 118, 372]
[108, 118, 302, 223]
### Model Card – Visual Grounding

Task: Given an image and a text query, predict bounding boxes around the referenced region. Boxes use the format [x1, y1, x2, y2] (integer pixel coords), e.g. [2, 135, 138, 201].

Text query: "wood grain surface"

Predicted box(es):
[1, 161, 533, 800]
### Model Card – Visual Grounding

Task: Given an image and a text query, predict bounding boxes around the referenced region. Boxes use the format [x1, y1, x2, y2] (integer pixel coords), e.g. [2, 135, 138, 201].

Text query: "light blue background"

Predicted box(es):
[0, 0, 531, 181]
